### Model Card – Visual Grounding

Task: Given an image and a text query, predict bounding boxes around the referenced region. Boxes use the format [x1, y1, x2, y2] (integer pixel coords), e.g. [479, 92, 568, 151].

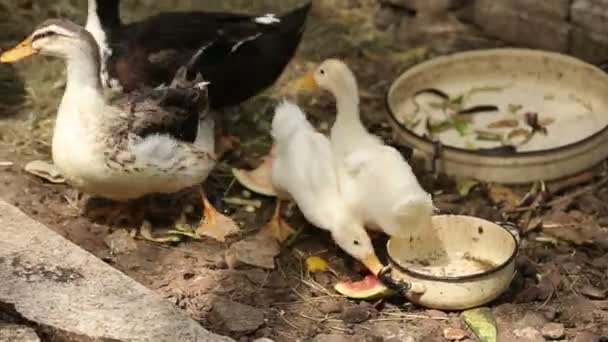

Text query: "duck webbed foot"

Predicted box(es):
[262, 200, 296, 243]
[194, 188, 240, 242]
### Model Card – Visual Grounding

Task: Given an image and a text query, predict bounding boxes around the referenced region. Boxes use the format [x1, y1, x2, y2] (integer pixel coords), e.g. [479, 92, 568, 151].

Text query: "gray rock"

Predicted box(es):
[317, 299, 344, 314]
[498, 0, 570, 20]
[225, 233, 280, 270]
[541, 323, 565, 340]
[210, 297, 265, 333]
[0, 200, 233, 342]
[513, 327, 545, 342]
[0, 323, 40, 342]
[338, 304, 375, 324]
[571, 0, 608, 35]
[515, 312, 549, 329]
[312, 334, 351, 342]
[473, 0, 571, 52]
[103, 229, 137, 255]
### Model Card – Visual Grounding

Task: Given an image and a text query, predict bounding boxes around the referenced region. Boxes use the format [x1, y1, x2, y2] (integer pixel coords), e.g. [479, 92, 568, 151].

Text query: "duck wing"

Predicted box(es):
[108, 3, 311, 106]
[112, 73, 209, 144]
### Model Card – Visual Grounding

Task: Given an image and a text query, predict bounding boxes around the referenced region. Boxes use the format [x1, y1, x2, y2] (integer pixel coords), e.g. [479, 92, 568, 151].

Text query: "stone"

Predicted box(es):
[0, 323, 40, 342]
[225, 233, 280, 270]
[368, 321, 410, 341]
[515, 312, 549, 329]
[210, 297, 265, 334]
[0, 200, 233, 342]
[570, 27, 608, 63]
[103, 229, 137, 255]
[317, 299, 344, 314]
[513, 327, 545, 342]
[425, 309, 449, 319]
[312, 334, 351, 342]
[338, 303, 375, 324]
[574, 332, 605, 342]
[541, 323, 565, 340]
[571, 0, 608, 35]
[252, 339, 275, 342]
[443, 327, 467, 341]
[473, 0, 571, 52]
[499, 0, 570, 20]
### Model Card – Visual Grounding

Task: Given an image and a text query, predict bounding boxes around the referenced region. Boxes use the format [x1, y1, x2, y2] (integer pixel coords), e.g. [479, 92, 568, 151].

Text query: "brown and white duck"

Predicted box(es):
[85, 0, 312, 108]
[1, 19, 239, 241]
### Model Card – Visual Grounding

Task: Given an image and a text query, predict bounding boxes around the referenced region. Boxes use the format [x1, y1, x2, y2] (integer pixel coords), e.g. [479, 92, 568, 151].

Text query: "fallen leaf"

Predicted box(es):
[508, 104, 523, 113]
[487, 119, 519, 129]
[305, 256, 329, 273]
[24, 160, 65, 184]
[456, 176, 479, 197]
[474, 130, 502, 141]
[462, 307, 497, 342]
[488, 184, 521, 209]
[443, 327, 467, 341]
[542, 227, 590, 245]
[506, 128, 533, 146]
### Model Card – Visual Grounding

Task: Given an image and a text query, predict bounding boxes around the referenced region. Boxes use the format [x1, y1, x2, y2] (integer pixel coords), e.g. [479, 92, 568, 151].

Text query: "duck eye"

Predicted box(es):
[33, 31, 56, 41]
[353, 240, 360, 246]
[319, 69, 325, 75]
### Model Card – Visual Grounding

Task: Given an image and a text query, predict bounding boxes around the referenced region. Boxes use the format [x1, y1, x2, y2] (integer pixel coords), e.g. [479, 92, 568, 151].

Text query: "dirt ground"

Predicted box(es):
[1, 1, 608, 341]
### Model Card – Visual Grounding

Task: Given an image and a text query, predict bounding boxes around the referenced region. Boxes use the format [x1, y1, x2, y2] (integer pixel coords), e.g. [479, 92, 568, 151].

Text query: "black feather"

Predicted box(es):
[96, 1, 312, 108]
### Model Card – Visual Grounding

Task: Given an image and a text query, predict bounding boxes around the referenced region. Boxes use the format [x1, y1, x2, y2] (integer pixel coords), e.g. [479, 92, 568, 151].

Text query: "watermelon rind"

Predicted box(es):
[334, 275, 395, 300]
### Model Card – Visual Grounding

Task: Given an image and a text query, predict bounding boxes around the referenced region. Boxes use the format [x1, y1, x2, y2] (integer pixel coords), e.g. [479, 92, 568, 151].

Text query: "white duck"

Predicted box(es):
[0, 19, 239, 241]
[293, 59, 434, 268]
[267, 100, 408, 287]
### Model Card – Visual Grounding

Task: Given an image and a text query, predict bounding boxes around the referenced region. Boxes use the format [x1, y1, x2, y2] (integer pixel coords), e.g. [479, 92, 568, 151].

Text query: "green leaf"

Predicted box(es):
[456, 176, 479, 197]
[462, 307, 497, 342]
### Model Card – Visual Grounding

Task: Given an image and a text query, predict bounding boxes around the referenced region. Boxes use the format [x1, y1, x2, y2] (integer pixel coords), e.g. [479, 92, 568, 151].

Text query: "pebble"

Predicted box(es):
[339, 303, 375, 324]
[312, 334, 351, 342]
[443, 327, 467, 341]
[103, 229, 137, 255]
[210, 297, 265, 333]
[425, 309, 449, 319]
[574, 332, 604, 342]
[317, 299, 344, 314]
[514, 327, 545, 342]
[541, 323, 565, 340]
[252, 339, 275, 342]
[225, 233, 280, 270]
[515, 312, 549, 329]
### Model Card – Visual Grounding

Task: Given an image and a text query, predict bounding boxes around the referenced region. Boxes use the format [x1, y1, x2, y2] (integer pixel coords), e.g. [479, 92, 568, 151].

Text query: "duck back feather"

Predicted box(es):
[88, 0, 312, 108]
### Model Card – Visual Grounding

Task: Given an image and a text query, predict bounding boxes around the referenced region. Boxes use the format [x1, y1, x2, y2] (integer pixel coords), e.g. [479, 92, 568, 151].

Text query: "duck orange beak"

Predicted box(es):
[1, 36, 37, 63]
[290, 70, 319, 91]
[362, 252, 385, 275]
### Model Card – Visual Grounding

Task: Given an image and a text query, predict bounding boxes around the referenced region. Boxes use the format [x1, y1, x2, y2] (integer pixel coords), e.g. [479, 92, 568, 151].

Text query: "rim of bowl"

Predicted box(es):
[386, 217, 519, 282]
[385, 48, 608, 159]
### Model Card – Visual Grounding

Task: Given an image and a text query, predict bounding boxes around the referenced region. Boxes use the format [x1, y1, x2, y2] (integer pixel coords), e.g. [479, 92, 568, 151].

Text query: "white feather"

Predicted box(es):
[270, 100, 375, 261]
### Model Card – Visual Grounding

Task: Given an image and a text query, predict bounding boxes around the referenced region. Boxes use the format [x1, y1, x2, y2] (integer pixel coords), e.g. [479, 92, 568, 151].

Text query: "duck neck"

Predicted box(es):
[333, 83, 367, 137]
[63, 50, 104, 108]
